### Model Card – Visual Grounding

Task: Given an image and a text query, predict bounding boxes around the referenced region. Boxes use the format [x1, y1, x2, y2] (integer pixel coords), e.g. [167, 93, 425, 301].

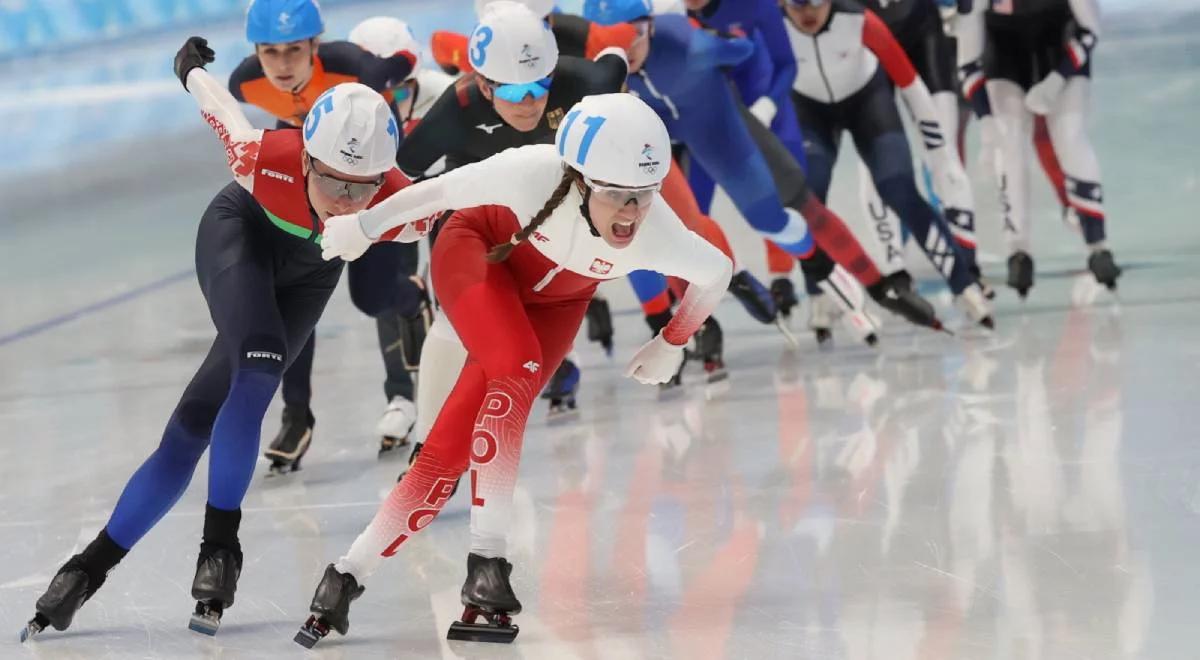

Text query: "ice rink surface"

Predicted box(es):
[1, 3, 1199, 659]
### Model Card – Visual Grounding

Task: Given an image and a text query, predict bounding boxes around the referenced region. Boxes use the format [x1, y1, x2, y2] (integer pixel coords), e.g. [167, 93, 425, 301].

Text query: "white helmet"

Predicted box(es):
[303, 82, 399, 176]
[555, 93, 670, 188]
[468, 1, 558, 84]
[349, 16, 423, 80]
[475, 0, 555, 19]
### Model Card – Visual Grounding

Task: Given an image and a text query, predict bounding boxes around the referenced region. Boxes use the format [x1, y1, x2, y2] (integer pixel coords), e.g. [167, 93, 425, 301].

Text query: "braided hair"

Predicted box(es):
[486, 167, 579, 263]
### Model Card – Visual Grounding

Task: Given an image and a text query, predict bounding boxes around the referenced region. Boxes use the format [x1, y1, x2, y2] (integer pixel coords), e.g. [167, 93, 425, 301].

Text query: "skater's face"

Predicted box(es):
[784, 2, 832, 34]
[581, 177, 659, 249]
[303, 155, 384, 221]
[627, 20, 652, 73]
[684, 0, 711, 11]
[477, 77, 551, 132]
[256, 38, 318, 92]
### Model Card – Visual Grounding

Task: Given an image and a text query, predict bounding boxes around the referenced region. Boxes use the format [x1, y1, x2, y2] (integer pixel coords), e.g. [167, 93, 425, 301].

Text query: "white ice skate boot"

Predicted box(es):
[377, 396, 417, 456]
[955, 283, 995, 330]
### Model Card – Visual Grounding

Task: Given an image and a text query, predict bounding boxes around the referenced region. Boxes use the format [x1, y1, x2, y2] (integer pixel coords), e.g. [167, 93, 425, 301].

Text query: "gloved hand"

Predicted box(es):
[174, 36, 215, 91]
[624, 333, 686, 385]
[748, 96, 777, 127]
[320, 213, 374, 262]
[1025, 71, 1065, 115]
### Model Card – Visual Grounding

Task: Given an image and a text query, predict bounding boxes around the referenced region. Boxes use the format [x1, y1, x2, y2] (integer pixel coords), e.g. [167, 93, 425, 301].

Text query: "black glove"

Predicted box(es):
[174, 36, 215, 91]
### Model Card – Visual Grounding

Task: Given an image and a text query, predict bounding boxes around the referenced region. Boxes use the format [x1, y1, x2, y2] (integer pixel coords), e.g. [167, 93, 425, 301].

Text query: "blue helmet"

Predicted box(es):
[581, 0, 652, 26]
[246, 0, 325, 44]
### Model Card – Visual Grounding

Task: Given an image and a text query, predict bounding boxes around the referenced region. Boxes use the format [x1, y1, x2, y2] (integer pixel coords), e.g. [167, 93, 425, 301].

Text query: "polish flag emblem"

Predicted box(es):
[589, 258, 613, 275]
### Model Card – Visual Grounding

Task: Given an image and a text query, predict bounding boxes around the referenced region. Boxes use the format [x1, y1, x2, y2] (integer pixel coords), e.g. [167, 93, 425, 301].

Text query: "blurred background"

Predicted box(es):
[2, 0, 1198, 341]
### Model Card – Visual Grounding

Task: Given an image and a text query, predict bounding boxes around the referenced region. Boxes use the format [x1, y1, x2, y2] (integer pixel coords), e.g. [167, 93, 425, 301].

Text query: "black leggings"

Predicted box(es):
[104, 182, 342, 549]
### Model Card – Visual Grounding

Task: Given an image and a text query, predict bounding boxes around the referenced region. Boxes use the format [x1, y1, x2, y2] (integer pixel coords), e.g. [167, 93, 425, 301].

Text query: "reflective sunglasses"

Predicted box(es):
[488, 75, 553, 103]
[306, 154, 385, 203]
[584, 176, 661, 208]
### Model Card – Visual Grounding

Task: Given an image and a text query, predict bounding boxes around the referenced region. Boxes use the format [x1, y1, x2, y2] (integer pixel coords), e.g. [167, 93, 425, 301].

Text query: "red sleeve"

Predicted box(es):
[861, 10, 917, 88]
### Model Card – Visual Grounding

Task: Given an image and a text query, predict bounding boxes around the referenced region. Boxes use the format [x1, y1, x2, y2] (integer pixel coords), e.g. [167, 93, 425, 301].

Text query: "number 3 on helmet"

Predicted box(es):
[555, 93, 671, 189]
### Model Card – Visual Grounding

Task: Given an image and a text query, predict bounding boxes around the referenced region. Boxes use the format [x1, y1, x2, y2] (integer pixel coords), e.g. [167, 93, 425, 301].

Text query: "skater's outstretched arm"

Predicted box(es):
[176, 38, 264, 193]
[640, 200, 733, 346]
[358, 145, 563, 240]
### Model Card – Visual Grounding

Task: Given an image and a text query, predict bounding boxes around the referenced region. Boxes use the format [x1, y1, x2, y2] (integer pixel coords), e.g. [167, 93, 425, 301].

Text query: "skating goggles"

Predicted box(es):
[486, 75, 553, 103]
[584, 176, 661, 207]
[306, 154, 385, 202]
[784, 0, 828, 6]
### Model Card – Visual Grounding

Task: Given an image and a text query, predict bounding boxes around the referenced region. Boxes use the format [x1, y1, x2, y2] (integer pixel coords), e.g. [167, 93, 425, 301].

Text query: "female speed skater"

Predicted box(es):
[227, 0, 429, 469]
[21, 37, 420, 641]
[776, 0, 994, 329]
[293, 93, 733, 647]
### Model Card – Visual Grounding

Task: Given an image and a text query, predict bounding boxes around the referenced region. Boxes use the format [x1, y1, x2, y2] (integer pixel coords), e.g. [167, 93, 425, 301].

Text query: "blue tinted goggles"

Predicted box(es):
[489, 76, 553, 103]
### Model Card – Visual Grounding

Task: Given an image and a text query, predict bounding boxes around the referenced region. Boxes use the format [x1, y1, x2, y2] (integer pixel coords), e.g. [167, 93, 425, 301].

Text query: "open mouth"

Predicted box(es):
[611, 221, 636, 242]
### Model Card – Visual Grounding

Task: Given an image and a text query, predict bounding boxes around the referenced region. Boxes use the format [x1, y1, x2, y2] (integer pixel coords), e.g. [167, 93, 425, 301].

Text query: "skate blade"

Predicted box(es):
[265, 457, 303, 478]
[447, 620, 519, 644]
[378, 435, 411, 457]
[19, 615, 46, 643]
[188, 612, 221, 636]
[294, 617, 329, 649]
[774, 318, 799, 350]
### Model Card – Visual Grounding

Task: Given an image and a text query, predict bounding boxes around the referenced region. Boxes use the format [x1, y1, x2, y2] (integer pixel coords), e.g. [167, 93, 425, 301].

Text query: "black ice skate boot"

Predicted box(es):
[691, 317, 727, 383]
[20, 531, 127, 642]
[447, 553, 522, 643]
[541, 359, 581, 422]
[189, 506, 243, 636]
[188, 543, 242, 635]
[770, 277, 799, 319]
[728, 270, 777, 324]
[264, 406, 314, 476]
[585, 297, 614, 356]
[867, 271, 945, 333]
[1007, 251, 1035, 299]
[1087, 248, 1121, 291]
[294, 564, 365, 649]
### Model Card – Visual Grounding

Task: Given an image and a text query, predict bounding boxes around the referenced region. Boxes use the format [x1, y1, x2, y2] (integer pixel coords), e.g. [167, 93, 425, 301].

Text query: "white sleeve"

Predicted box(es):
[185, 68, 264, 193]
[641, 201, 734, 345]
[356, 144, 562, 239]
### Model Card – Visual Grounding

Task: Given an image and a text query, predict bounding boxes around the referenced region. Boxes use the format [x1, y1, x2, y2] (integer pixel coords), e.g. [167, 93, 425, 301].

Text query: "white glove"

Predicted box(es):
[1025, 71, 1065, 115]
[624, 333, 686, 385]
[748, 96, 777, 127]
[320, 212, 374, 262]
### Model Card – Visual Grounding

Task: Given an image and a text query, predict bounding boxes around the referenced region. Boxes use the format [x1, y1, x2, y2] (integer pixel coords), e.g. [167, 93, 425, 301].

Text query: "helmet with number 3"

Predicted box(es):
[303, 82, 399, 176]
[468, 1, 558, 84]
[555, 93, 670, 188]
